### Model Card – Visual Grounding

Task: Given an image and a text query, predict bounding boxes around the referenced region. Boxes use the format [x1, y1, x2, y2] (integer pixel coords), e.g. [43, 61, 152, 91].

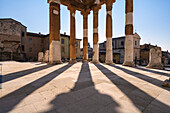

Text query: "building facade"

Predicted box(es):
[162, 50, 170, 66]
[23, 32, 81, 61]
[0, 18, 81, 61]
[99, 33, 141, 64]
[0, 18, 26, 61]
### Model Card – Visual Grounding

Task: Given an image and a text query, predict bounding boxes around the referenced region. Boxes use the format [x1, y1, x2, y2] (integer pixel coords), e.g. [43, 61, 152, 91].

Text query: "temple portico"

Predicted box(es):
[47, 0, 135, 67]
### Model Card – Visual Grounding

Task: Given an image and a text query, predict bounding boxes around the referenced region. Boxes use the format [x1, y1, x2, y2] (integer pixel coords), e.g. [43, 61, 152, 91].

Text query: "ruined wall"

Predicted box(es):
[0, 19, 26, 61]
[146, 47, 163, 69]
[0, 19, 21, 40]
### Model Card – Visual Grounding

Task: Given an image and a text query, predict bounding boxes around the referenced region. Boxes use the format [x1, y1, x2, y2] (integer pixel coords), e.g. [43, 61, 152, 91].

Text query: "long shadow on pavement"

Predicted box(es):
[94, 64, 170, 112]
[0, 64, 73, 113]
[45, 63, 120, 113]
[110, 65, 170, 91]
[134, 66, 170, 77]
[2, 64, 55, 83]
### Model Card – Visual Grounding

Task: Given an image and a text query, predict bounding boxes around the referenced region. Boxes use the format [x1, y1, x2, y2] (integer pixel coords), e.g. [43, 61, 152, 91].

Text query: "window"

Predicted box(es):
[135, 41, 137, 46]
[61, 39, 64, 44]
[29, 38, 32, 43]
[29, 48, 32, 52]
[21, 32, 25, 37]
[121, 41, 124, 46]
[22, 45, 24, 51]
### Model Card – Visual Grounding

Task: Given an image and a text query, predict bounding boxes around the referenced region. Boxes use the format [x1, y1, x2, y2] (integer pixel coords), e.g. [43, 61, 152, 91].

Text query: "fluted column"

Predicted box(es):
[49, 0, 62, 64]
[105, 3, 114, 64]
[92, 6, 100, 64]
[123, 0, 135, 67]
[69, 7, 77, 63]
[82, 11, 89, 62]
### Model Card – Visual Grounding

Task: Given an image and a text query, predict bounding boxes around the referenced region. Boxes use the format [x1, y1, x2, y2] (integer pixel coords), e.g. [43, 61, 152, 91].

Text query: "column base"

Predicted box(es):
[91, 60, 100, 64]
[48, 60, 63, 65]
[105, 60, 115, 65]
[82, 60, 88, 63]
[123, 61, 135, 67]
[43, 61, 49, 63]
[146, 64, 164, 70]
[69, 59, 77, 64]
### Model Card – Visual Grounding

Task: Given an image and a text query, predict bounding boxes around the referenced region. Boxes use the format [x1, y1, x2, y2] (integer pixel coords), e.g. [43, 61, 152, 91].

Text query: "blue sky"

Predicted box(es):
[0, 0, 170, 51]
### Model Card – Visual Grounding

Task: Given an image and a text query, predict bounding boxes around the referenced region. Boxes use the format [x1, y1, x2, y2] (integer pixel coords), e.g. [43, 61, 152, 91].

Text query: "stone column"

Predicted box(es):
[105, 3, 114, 64]
[123, 0, 135, 67]
[92, 6, 100, 64]
[82, 11, 89, 62]
[49, 0, 62, 64]
[69, 7, 77, 63]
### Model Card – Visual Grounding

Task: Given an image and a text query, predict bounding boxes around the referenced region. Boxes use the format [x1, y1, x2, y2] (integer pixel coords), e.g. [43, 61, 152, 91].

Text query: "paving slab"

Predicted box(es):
[0, 61, 169, 113]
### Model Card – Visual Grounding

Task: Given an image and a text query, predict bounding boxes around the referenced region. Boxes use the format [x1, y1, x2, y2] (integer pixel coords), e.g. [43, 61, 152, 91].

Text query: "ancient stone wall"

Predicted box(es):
[38, 52, 44, 62]
[43, 50, 49, 62]
[146, 47, 163, 69]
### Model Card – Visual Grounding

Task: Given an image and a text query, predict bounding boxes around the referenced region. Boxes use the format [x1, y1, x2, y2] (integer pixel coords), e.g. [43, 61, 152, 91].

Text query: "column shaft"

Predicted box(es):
[70, 8, 77, 63]
[83, 14, 88, 62]
[123, 0, 135, 67]
[92, 7, 99, 63]
[49, 2, 62, 64]
[105, 4, 114, 64]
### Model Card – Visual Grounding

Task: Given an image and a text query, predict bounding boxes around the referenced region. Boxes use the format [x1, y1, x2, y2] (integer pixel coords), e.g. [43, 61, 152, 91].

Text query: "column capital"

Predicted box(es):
[106, 0, 115, 10]
[92, 6, 101, 14]
[48, 0, 61, 4]
[81, 10, 90, 18]
[68, 5, 77, 14]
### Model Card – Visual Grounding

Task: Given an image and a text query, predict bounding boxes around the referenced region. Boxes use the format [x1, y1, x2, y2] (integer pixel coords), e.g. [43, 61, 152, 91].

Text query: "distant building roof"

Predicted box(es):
[0, 18, 27, 28]
[27, 32, 47, 38]
[27, 32, 82, 40]
[100, 33, 141, 44]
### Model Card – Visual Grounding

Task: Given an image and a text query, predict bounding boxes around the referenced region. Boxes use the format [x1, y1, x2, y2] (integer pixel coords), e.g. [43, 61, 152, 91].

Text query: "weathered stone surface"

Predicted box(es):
[43, 50, 49, 63]
[146, 47, 163, 69]
[38, 52, 44, 62]
[0, 62, 170, 113]
[162, 78, 170, 88]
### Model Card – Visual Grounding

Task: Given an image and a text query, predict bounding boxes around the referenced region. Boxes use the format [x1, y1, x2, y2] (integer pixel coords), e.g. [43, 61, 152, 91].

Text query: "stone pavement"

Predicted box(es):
[0, 61, 170, 113]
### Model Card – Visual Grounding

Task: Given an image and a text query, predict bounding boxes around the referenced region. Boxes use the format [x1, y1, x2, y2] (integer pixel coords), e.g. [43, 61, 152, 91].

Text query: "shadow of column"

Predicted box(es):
[110, 65, 170, 91]
[44, 63, 120, 113]
[2, 64, 55, 83]
[134, 66, 170, 77]
[0, 64, 73, 113]
[94, 64, 170, 112]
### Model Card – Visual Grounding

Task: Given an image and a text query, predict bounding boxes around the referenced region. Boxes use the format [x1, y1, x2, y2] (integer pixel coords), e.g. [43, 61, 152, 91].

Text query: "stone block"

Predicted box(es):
[38, 52, 44, 62]
[146, 47, 163, 69]
[43, 50, 49, 63]
[162, 78, 170, 88]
